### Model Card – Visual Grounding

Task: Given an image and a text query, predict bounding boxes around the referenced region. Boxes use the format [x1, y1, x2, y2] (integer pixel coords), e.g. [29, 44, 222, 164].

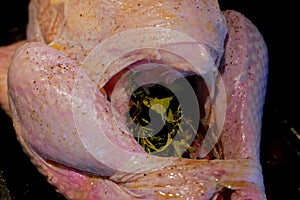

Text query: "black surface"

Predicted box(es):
[0, 0, 299, 199]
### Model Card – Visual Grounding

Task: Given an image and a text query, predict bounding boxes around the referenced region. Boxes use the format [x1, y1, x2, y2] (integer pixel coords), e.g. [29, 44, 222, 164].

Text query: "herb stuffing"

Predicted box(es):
[127, 83, 197, 157]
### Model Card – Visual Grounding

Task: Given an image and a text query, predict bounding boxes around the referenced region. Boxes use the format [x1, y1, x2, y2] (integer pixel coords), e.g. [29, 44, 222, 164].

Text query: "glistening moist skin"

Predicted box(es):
[0, 0, 268, 199]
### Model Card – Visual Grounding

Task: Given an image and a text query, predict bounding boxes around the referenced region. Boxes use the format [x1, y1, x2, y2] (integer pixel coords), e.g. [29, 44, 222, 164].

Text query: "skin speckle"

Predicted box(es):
[1, 1, 268, 199]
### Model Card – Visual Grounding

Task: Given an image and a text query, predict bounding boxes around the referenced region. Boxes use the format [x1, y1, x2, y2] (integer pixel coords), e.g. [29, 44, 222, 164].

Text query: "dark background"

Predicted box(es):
[0, 0, 299, 199]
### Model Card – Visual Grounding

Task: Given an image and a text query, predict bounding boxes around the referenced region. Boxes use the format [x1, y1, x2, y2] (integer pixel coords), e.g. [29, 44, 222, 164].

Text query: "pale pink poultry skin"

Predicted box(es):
[0, 0, 268, 199]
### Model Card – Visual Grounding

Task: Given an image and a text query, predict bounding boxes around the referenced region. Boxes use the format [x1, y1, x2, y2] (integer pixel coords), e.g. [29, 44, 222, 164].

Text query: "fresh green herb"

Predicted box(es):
[127, 83, 197, 157]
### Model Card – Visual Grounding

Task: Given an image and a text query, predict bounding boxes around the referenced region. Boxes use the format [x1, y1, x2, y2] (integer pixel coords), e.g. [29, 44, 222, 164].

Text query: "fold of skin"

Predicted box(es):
[0, 41, 26, 115]
[0, 0, 268, 199]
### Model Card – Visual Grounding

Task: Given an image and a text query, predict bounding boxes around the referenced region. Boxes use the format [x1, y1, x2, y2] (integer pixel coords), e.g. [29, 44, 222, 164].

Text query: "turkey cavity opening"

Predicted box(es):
[103, 62, 223, 160]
